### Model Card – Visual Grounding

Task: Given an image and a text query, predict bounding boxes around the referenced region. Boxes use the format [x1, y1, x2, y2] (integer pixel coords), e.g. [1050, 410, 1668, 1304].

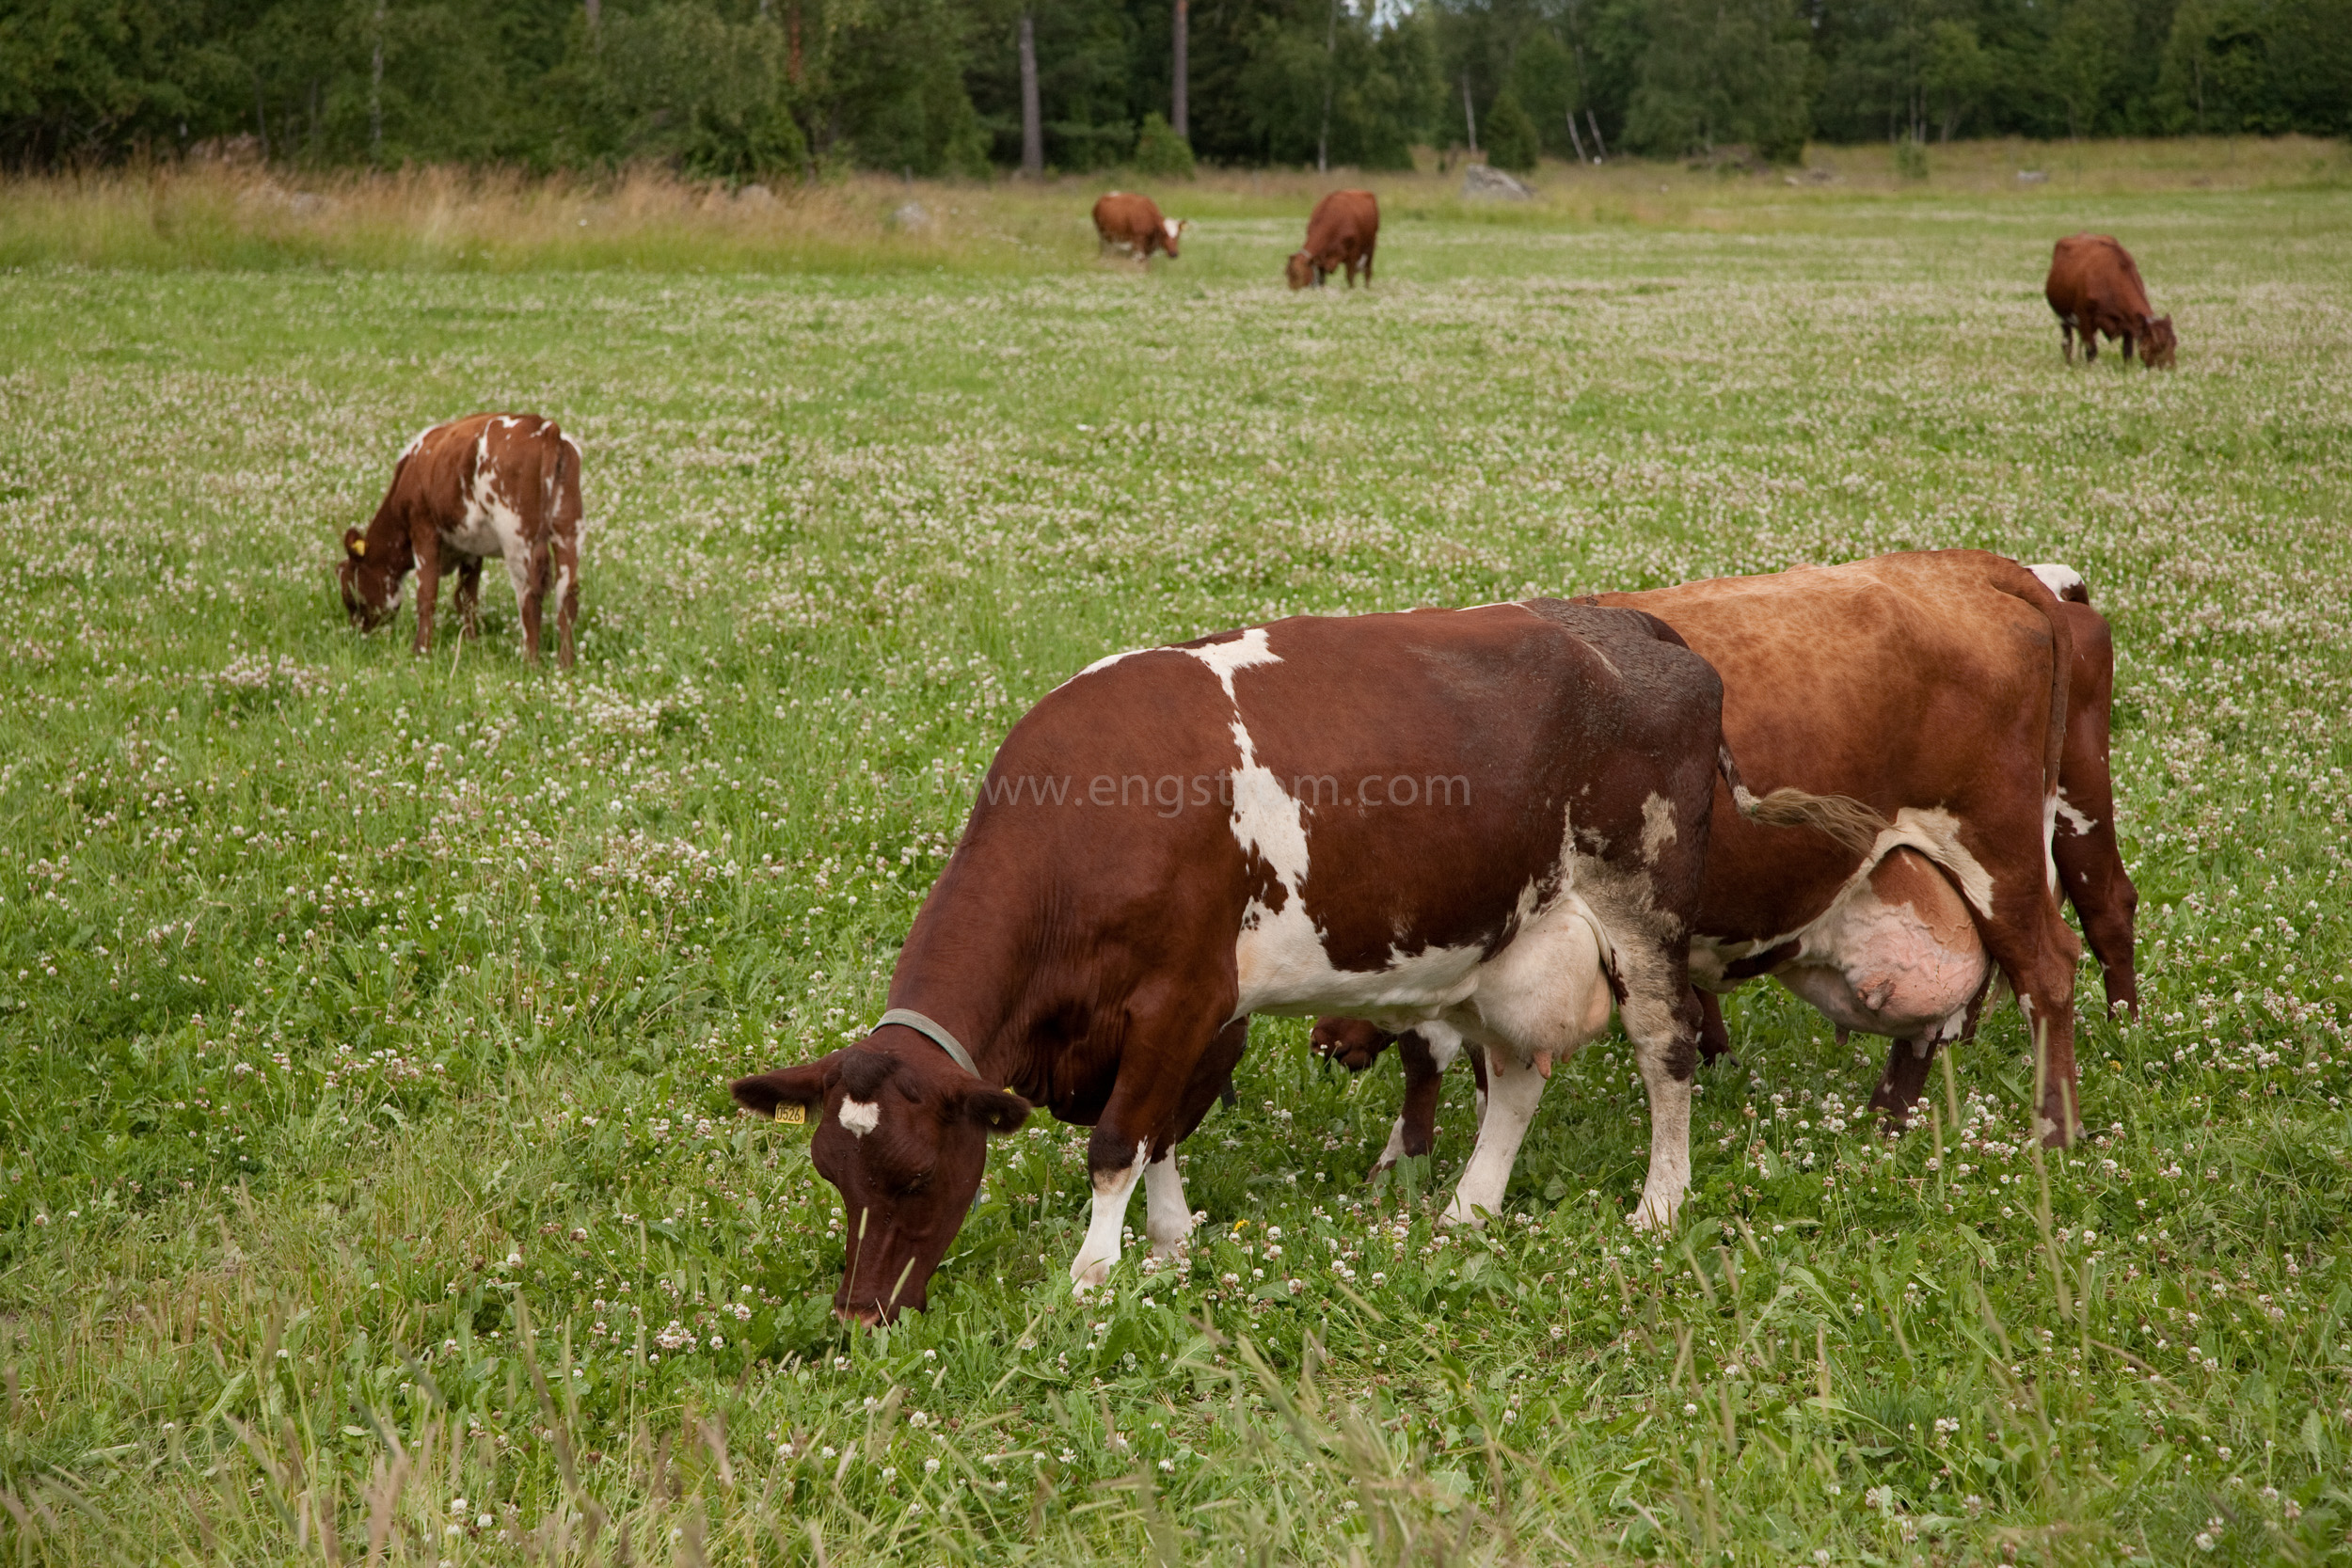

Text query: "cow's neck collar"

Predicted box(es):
[875, 1007, 981, 1081]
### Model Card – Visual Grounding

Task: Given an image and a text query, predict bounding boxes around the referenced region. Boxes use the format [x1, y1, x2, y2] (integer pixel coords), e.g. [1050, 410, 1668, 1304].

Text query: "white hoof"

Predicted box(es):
[1628, 1194, 1682, 1231]
[1070, 1255, 1113, 1290]
[1438, 1199, 1491, 1229]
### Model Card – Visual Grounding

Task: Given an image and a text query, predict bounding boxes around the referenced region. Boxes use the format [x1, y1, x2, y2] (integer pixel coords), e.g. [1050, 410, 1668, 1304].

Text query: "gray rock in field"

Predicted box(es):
[1460, 164, 1533, 200]
[738, 183, 775, 207]
[2016, 170, 2048, 183]
[890, 200, 933, 230]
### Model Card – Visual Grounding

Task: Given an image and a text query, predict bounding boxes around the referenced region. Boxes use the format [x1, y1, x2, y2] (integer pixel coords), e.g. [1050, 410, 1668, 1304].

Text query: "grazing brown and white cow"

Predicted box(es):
[732, 601, 1870, 1322]
[1286, 189, 1379, 290]
[338, 413, 583, 669]
[1092, 191, 1186, 264]
[1320, 551, 2100, 1164]
[2045, 234, 2176, 369]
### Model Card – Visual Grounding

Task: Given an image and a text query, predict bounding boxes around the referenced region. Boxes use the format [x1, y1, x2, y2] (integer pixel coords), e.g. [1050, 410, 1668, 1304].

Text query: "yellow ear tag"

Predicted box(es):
[351, 539, 366, 557]
[779, 1103, 806, 1125]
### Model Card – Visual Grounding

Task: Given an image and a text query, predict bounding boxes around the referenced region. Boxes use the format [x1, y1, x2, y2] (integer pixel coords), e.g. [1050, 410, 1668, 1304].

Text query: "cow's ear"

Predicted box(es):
[733, 1056, 834, 1120]
[343, 528, 366, 560]
[959, 1085, 1031, 1135]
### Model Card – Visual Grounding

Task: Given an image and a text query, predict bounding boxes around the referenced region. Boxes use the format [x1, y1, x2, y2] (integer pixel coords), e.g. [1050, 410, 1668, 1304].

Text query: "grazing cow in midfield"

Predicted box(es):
[1092, 191, 1186, 265]
[338, 413, 583, 669]
[1320, 551, 2106, 1166]
[732, 601, 1872, 1322]
[2045, 234, 2176, 369]
[1287, 189, 1379, 290]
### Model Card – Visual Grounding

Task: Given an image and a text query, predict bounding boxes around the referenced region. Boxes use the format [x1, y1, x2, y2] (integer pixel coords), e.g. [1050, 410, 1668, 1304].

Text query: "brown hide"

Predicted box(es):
[1321, 550, 2104, 1153]
[1092, 191, 1184, 261]
[338, 412, 584, 669]
[1287, 189, 1379, 289]
[2045, 234, 2176, 368]
[735, 601, 1730, 1321]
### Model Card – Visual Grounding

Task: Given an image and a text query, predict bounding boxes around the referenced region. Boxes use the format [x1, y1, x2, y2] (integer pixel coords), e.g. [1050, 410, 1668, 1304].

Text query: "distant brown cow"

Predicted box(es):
[1287, 190, 1378, 289]
[2045, 234, 2176, 369]
[338, 413, 583, 669]
[1092, 192, 1186, 264]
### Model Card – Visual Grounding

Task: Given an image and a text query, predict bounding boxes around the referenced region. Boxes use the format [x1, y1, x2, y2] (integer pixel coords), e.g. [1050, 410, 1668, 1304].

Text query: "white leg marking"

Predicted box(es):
[1630, 1050, 1692, 1231]
[1372, 1115, 1410, 1173]
[1441, 1049, 1547, 1227]
[1143, 1151, 1192, 1255]
[1072, 1142, 1149, 1287]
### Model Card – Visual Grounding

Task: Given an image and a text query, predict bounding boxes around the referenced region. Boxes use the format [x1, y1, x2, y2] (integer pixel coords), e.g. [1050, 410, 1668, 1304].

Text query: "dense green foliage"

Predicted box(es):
[4, 0, 2347, 173]
[2, 161, 2350, 1563]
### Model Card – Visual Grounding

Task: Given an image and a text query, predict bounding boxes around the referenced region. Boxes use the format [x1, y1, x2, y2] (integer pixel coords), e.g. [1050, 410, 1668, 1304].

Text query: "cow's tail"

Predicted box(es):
[1717, 743, 1887, 859]
[2002, 562, 2076, 798]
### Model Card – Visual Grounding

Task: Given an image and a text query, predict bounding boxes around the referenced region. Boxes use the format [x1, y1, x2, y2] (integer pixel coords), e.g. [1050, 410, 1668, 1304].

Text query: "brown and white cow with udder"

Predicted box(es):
[1092, 191, 1186, 264]
[1319, 550, 2118, 1167]
[2045, 234, 2176, 369]
[731, 601, 1871, 1322]
[338, 413, 583, 670]
[1287, 189, 1379, 290]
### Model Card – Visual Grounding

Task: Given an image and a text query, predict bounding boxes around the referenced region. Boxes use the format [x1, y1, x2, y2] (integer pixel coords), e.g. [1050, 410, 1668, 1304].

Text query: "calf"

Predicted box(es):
[2045, 234, 2176, 369]
[1092, 191, 1186, 264]
[338, 413, 583, 669]
[732, 601, 1867, 1322]
[1322, 551, 2101, 1163]
[1287, 189, 1379, 289]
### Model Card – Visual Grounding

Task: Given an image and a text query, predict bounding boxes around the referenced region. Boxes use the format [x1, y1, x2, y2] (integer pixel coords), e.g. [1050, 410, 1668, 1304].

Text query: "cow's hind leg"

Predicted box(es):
[1980, 886, 2086, 1146]
[509, 539, 549, 667]
[1868, 1037, 1935, 1131]
[1629, 986, 1704, 1229]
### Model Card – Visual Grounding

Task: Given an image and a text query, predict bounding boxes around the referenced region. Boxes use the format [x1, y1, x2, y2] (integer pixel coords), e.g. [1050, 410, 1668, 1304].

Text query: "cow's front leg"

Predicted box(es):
[1143, 1151, 1191, 1258]
[1439, 1044, 1546, 1227]
[410, 533, 442, 656]
[454, 557, 484, 641]
[1073, 1136, 1150, 1287]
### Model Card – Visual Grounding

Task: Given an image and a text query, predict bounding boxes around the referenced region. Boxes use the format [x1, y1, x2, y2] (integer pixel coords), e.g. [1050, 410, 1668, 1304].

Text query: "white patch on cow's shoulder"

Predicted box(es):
[838, 1099, 881, 1137]
[1184, 626, 1281, 697]
[399, 422, 438, 460]
[2054, 787, 2096, 837]
[1641, 792, 1678, 863]
[2028, 562, 2085, 599]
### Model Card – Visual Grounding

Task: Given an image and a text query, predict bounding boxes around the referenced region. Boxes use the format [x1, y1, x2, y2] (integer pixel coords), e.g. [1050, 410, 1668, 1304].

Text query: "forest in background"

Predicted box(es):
[3, 0, 2347, 181]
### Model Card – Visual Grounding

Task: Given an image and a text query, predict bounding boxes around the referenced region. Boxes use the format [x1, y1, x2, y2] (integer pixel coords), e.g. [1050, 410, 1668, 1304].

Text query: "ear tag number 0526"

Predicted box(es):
[780, 1103, 806, 1126]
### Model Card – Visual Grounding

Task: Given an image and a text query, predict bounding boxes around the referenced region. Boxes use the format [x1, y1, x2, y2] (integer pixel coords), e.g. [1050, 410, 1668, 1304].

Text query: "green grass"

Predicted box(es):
[1, 152, 2350, 1565]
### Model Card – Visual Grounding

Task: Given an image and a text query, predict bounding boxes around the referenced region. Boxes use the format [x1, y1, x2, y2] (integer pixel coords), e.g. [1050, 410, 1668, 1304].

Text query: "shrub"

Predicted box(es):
[1483, 90, 1542, 173]
[1133, 112, 1196, 179]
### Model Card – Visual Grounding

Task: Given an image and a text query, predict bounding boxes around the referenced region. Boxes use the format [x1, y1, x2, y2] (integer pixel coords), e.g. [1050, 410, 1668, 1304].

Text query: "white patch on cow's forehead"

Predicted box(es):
[839, 1099, 881, 1136]
[1640, 793, 1678, 863]
[2027, 562, 2084, 599]
[1162, 217, 1180, 239]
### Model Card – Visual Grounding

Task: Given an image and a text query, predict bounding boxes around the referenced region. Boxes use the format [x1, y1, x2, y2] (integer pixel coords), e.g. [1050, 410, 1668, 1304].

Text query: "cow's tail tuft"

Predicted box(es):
[1718, 743, 1887, 859]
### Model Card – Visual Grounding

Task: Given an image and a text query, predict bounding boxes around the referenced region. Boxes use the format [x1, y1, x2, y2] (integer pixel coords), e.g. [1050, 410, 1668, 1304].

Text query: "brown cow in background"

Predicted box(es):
[1092, 192, 1186, 264]
[1287, 190, 1379, 289]
[338, 413, 583, 669]
[2045, 234, 2176, 368]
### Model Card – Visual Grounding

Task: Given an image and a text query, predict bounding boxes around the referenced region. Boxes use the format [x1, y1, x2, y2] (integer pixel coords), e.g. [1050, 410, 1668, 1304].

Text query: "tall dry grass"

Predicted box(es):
[1, 135, 2342, 274]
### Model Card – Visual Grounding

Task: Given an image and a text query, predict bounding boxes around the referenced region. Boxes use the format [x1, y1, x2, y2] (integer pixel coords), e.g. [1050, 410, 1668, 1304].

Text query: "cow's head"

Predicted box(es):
[1160, 217, 1187, 258]
[732, 1033, 1029, 1323]
[337, 528, 403, 630]
[2140, 314, 2177, 370]
[1285, 250, 1317, 290]
[1311, 1015, 1396, 1072]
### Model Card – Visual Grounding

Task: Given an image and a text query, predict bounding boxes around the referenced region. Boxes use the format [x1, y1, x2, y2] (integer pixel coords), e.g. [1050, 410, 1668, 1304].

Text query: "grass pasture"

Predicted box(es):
[2, 145, 2351, 1565]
